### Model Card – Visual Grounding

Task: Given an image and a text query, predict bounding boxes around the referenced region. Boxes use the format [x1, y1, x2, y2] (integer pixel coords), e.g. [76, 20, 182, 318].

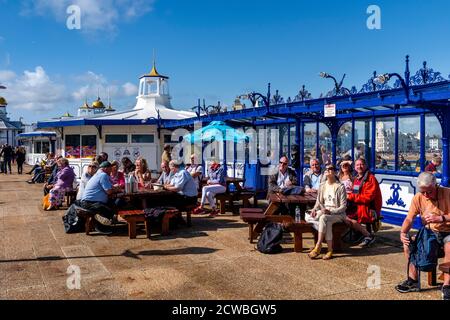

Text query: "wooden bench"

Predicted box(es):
[439, 262, 450, 274]
[310, 222, 348, 252]
[240, 208, 314, 252]
[216, 191, 254, 215]
[118, 208, 179, 239]
[73, 206, 97, 235]
[65, 190, 77, 207]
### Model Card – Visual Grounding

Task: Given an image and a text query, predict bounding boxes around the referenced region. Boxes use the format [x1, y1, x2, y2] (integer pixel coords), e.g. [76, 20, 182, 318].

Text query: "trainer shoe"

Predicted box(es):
[94, 214, 113, 226]
[360, 235, 376, 247]
[442, 285, 450, 300]
[395, 278, 420, 293]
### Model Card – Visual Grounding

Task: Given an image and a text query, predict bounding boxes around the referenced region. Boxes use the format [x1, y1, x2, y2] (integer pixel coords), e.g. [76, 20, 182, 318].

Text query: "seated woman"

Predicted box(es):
[121, 157, 136, 175]
[338, 159, 353, 193]
[306, 165, 347, 260]
[76, 161, 99, 201]
[110, 160, 125, 188]
[132, 156, 152, 188]
[46, 158, 76, 210]
[194, 160, 226, 216]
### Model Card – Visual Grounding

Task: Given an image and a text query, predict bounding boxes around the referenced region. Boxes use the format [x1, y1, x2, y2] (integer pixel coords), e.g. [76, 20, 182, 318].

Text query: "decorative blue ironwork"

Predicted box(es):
[271, 90, 284, 105]
[359, 71, 392, 93]
[320, 73, 352, 97]
[386, 183, 407, 208]
[294, 85, 313, 102]
[409, 61, 446, 86]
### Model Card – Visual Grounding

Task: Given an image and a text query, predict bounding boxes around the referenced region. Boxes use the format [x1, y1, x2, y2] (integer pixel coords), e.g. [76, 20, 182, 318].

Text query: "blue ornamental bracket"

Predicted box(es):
[386, 183, 407, 208]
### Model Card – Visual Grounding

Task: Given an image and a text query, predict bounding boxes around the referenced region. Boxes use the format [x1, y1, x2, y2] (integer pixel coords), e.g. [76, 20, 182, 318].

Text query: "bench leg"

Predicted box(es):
[428, 269, 437, 286]
[294, 232, 303, 253]
[219, 199, 226, 215]
[249, 223, 254, 243]
[85, 216, 94, 235]
[161, 215, 171, 236]
[128, 220, 137, 239]
[186, 210, 192, 227]
[144, 220, 151, 239]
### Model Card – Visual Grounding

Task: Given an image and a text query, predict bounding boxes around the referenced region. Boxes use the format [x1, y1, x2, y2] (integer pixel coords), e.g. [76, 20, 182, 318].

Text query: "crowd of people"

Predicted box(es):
[0, 144, 26, 174]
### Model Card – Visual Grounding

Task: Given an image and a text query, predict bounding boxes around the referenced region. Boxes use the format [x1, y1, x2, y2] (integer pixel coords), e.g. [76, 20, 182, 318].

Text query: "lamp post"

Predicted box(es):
[319, 72, 351, 96]
[238, 82, 271, 112]
[374, 73, 409, 101]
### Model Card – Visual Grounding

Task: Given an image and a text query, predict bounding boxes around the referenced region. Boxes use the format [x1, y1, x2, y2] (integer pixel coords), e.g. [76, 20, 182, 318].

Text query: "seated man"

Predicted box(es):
[163, 160, 198, 209]
[425, 155, 442, 174]
[268, 156, 298, 194]
[395, 172, 450, 300]
[157, 161, 173, 185]
[80, 161, 122, 230]
[185, 154, 203, 191]
[303, 158, 324, 193]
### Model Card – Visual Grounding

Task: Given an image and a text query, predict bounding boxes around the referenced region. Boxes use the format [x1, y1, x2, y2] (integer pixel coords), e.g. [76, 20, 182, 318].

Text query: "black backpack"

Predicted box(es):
[409, 226, 440, 272]
[257, 222, 283, 254]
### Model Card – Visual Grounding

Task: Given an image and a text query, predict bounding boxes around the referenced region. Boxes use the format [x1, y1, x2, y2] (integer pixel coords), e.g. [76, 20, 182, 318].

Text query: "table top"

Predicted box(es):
[116, 189, 175, 199]
[268, 192, 317, 204]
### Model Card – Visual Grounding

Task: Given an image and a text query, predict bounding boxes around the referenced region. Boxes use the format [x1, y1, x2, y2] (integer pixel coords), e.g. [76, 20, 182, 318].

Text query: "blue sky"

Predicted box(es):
[0, 0, 449, 124]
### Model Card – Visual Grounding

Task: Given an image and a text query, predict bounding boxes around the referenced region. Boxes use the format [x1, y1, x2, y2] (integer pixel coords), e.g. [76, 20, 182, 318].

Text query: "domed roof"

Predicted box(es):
[79, 100, 90, 109]
[141, 61, 169, 79]
[92, 97, 105, 109]
[0, 96, 7, 106]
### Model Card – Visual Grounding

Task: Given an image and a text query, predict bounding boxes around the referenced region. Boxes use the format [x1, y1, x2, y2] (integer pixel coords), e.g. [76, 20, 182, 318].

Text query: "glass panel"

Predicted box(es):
[131, 134, 154, 143]
[303, 122, 317, 165]
[65, 135, 81, 159]
[81, 135, 97, 159]
[425, 114, 442, 173]
[398, 116, 420, 172]
[337, 122, 352, 161]
[280, 124, 289, 158]
[164, 134, 172, 143]
[42, 141, 50, 154]
[375, 117, 395, 170]
[355, 119, 372, 164]
[105, 135, 128, 143]
[318, 123, 331, 166]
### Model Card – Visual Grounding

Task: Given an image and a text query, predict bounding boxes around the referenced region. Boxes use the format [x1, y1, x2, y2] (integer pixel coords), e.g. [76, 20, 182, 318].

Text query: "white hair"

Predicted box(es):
[417, 172, 436, 188]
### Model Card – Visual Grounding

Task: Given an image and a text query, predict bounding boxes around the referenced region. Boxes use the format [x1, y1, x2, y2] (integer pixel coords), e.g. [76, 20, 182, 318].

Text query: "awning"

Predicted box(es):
[16, 131, 57, 139]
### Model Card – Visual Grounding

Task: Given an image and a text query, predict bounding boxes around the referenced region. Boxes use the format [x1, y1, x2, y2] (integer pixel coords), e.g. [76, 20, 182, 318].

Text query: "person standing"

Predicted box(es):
[0, 143, 13, 174]
[161, 144, 172, 164]
[15, 146, 26, 174]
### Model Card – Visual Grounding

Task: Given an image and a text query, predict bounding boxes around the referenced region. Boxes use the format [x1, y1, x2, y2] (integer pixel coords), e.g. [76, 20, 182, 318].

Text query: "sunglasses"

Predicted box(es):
[279, 162, 289, 165]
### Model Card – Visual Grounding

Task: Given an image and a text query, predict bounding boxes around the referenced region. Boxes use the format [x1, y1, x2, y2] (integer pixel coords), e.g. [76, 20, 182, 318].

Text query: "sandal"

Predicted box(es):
[322, 251, 333, 260]
[308, 245, 321, 259]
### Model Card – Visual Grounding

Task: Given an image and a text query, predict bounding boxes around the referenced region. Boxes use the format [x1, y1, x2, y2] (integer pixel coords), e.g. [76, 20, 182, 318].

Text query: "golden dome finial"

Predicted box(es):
[0, 96, 7, 106]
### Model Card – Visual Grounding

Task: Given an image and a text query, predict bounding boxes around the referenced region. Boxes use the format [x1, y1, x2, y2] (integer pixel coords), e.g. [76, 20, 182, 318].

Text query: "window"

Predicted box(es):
[375, 117, 395, 170]
[355, 120, 372, 164]
[280, 125, 289, 157]
[34, 141, 49, 154]
[105, 134, 128, 143]
[337, 122, 352, 161]
[425, 114, 442, 173]
[303, 122, 316, 165]
[65, 134, 81, 159]
[398, 116, 420, 172]
[81, 135, 97, 158]
[131, 134, 154, 143]
[164, 134, 172, 143]
[318, 123, 331, 166]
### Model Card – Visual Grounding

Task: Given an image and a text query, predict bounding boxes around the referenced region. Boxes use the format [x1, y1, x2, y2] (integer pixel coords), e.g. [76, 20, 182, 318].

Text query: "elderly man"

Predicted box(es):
[425, 155, 442, 174]
[185, 154, 203, 191]
[163, 160, 198, 209]
[303, 158, 324, 192]
[157, 161, 173, 185]
[346, 158, 382, 247]
[81, 161, 122, 228]
[268, 156, 298, 194]
[395, 172, 450, 300]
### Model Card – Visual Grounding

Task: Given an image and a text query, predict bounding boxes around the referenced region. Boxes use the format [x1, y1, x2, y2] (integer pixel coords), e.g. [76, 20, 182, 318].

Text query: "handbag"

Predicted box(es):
[42, 194, 51, 210]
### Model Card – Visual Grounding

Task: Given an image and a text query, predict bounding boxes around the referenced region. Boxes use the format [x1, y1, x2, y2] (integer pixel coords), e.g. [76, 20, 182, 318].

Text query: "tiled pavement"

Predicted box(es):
[0, 166, 443, 300]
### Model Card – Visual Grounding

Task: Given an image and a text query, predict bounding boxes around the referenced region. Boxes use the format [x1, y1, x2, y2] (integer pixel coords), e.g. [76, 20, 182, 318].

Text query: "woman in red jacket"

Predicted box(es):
[346, 158, 383, 247]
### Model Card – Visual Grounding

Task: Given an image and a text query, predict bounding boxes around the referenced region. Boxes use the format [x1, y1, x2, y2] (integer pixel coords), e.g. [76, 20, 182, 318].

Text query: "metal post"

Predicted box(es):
[351, 118, 355, 160]
[371, 116, 376, 172]
[331, 123, 337, 166]
[394, 115, 399, 172]
[316, 121, 320, 163]
[295, 118, 302, 184]
[420, 113, 425, 172]
[442, 136, 449, 187]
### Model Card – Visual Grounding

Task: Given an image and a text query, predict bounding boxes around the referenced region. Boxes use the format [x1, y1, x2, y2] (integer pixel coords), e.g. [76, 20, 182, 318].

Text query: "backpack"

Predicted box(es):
[62, 203, 86, 233]
[257, 222, 284, 254]
[408, 226, 440, 272]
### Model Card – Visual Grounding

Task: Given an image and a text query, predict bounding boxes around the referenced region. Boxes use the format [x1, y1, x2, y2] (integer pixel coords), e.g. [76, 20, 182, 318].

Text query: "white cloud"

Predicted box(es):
[0, 70, 16, 82]
[2, 66, 67, 112]
[22, 0, 155, 35]
[122, 82, 138, 96]
[71, 71, 138, 102]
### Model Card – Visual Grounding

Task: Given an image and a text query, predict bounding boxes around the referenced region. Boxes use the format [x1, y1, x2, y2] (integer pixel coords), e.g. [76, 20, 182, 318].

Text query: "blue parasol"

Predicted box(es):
[183, 121, 249, 143]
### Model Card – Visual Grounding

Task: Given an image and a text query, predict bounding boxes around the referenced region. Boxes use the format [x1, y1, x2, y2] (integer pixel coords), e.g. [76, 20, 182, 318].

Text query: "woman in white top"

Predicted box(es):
[76, 162, 99, 200]
[306, 164, 347, 260]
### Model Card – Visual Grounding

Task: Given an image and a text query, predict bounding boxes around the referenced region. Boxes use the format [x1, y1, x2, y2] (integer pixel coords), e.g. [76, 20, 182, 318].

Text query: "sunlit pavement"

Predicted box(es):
[0, 165, 443, 300]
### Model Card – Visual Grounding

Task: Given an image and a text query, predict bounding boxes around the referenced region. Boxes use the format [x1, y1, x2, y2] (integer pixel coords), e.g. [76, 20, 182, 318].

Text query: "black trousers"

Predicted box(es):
[80, 200, 115, 219]
[171, 194, 198, 210]
[17, 161, 24, 174]
[3, 158, 11, 174]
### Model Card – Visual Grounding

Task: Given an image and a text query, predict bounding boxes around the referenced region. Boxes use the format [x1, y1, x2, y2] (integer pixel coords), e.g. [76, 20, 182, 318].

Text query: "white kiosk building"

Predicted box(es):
[37, 63, 196, 177]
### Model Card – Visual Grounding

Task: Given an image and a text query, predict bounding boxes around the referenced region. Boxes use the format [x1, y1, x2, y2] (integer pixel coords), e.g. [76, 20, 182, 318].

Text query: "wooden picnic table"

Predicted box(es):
[116, 189, 176, 209]
[264, 191, 317, 218]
